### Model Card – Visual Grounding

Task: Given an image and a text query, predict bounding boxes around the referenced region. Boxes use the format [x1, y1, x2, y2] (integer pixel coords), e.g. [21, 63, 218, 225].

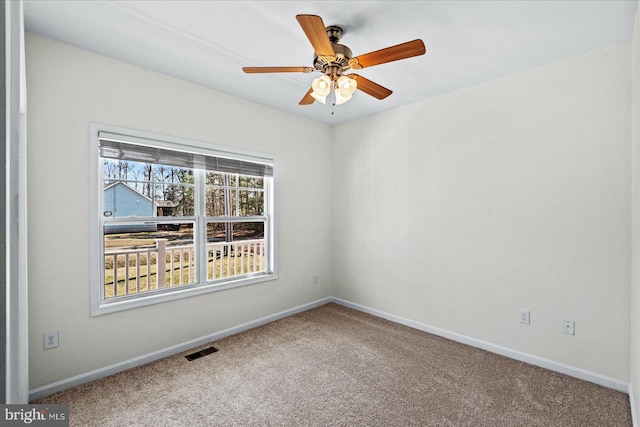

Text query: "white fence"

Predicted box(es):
[105, 239, 265, 298]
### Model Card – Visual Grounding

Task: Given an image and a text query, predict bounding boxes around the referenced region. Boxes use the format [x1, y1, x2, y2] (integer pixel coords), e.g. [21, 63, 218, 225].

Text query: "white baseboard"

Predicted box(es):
[330, 297, 630, 393]
[30, 295, 632, 402]
[29, 297, 332, 401]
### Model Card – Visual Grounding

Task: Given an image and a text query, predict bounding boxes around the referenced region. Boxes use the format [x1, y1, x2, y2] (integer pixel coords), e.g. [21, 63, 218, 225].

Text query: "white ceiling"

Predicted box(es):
[23, 0, 638, 125]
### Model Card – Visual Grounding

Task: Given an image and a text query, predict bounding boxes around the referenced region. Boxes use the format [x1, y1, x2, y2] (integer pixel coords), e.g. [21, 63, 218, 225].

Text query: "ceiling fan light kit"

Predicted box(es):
[243, 14, 426, 108]
[310, 74, 357, 105]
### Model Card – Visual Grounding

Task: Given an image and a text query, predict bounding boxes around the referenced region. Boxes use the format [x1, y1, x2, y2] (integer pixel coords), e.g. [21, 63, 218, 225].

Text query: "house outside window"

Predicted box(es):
[90, 124, 276, 315]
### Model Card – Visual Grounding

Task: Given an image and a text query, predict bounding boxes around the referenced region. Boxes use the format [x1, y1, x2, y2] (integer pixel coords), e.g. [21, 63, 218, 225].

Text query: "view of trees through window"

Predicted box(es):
[102, 159, 267, 300]
[104, 159, 195, 217]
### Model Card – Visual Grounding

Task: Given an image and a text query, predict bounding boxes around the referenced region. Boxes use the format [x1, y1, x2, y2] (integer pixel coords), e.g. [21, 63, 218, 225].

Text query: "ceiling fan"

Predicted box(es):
[242, 14, 426, 106]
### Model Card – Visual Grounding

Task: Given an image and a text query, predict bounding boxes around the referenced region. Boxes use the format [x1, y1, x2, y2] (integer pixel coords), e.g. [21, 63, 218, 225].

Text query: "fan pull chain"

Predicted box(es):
[331, 89, 336, 115]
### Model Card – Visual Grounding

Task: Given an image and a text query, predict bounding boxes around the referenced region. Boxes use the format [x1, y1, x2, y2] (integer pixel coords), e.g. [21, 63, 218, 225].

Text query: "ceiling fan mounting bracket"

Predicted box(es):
[326, 25, 344, 44]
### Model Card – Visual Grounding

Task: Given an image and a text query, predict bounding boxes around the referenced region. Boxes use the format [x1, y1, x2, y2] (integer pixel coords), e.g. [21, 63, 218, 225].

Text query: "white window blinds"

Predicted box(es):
[98, 131, 274, 177]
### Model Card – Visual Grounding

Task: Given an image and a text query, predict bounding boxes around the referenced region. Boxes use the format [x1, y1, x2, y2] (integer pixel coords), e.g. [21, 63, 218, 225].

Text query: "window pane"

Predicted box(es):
[154, 183, 194, 216]
[205, 221, 265, 242]
[206, 172, 225, 186]
[205, 173, 265, 217]
[238, 190, 264, 216]
[103, 159, 195, 219]
[205, 172, 235, 216]
[154, 165, 193, 184]
[103, 224, 195, 299]
[104, 182, 153, 218]
[206, 222, 227, 242]
[103, 159, 150, 182]
[238, 176, 264, 189]
[205, 188, 226, 217]
[206, 221, 265, 281]
[232, 221, 264, 240]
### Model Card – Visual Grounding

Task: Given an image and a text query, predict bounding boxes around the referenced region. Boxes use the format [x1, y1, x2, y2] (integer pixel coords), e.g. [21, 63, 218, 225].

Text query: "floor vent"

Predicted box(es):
[185, 346, 219, 361]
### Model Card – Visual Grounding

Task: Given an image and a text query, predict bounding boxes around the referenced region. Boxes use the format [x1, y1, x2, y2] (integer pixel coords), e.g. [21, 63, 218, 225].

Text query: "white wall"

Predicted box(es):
[333, 44, 631, 381]
[630, 1, 640, 419]
[25, 33, 333, 389]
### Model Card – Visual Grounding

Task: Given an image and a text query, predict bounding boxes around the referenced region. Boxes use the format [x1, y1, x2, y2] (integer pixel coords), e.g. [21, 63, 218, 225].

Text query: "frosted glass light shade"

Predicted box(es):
[337, 75, 357, 97]
[312, 75, 331, 97]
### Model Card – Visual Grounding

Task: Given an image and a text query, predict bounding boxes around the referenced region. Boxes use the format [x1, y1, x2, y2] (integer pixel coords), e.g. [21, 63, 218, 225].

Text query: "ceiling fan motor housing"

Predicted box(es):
[313, 25, 352, 77]
[314, 43, 352, 74]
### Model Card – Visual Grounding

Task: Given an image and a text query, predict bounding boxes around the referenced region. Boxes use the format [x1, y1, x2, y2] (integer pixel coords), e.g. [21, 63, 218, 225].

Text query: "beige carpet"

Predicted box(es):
[35, 303, 631, 426]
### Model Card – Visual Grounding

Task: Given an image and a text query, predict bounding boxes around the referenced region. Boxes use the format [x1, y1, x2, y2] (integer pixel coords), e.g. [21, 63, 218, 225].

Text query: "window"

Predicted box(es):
[90, 125, 276, 315]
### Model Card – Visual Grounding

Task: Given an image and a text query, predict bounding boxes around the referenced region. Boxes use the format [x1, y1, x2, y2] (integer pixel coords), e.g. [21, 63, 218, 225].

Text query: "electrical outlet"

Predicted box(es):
[312, 274, 319, 285]
[519, 309, 530, 325]
[44, 330, 59, 349]
[562, 320, 575, 335]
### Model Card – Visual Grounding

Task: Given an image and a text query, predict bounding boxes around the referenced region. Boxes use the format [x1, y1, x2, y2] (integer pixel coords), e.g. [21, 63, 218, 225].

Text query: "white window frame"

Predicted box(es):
[89, 123, 277, 316]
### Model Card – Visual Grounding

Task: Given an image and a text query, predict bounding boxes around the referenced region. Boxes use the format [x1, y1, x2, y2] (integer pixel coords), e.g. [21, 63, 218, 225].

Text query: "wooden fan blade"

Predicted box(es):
[348, 74, 392, 100]
[349, 39, 425, 70]
[243, 66, 314, 73]
[299, 87, 315, 105]
[296, 15, 336, 61]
